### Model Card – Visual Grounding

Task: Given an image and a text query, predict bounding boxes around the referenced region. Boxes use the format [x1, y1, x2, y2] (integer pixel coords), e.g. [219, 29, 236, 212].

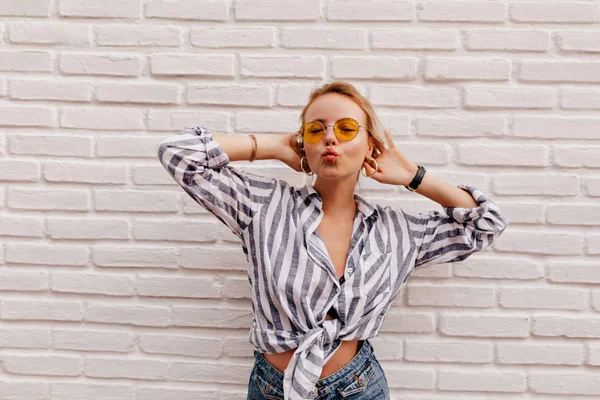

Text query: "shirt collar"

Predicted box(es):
[298, 184, 378, 220]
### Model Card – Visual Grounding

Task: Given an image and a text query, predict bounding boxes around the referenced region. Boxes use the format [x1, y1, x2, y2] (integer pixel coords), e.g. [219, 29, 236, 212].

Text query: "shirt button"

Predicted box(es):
[347, 267, 354, 273]
[313, 387, 318, 396]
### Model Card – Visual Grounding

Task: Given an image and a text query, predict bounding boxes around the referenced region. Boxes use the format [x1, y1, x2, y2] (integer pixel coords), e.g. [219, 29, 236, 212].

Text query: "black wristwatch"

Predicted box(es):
[406, 165, 426, 192]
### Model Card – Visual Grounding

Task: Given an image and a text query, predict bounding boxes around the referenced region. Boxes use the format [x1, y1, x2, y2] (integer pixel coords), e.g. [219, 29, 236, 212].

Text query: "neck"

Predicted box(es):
[313, 176, 358, 220]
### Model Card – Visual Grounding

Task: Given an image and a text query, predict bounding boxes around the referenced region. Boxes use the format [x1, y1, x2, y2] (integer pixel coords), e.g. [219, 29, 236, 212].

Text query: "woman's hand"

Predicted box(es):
[363, 129, 419, 186]
[278, 131, 304, 172]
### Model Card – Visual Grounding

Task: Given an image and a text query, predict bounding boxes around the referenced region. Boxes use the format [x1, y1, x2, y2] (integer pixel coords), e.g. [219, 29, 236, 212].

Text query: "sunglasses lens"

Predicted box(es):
[334, 118, 360, 141]
[300, 121, 323, 143]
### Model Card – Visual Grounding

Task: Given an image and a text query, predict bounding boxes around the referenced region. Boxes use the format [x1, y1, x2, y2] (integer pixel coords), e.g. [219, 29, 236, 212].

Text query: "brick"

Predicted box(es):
[500, 287, 587, 310]
[96, 82, 179, 104]
[179, 245, 248, 270]
[419, 2, 505, 22]
[533, 316, 600, 338]
[9, 79, 91, 102]
[0, 328, 50, 348]
[151, 53, 234, 77]
[8, 188, 90, 211]
[51, 272, 135, 296]
[187, 85, 271, 107]
[557, 30, 600, 53]
[425, 57, 510, 81]
[554, 146, 600, 168]
[92, 245, 177, 269]
[493, 201, 544, 224]
[86, 303, 170, 326]
[0, 76, 6, 96]
[587, 234, 600, 255]
[236, 0, 319, 21]
[438, 370, 525, 392]
[327, 1, 413, 21]
[190, 27, 274, 48]
[379, 311, 435, 334]
[95, 25, 181, 47]
[498, 343, 583, 365]
[86, 358, 168, 380]
[47, 218, 128, 240]
[138, 276, 221, 298]
[0, 50, 52, 72]
[458, 144, 547, 166]
[0, 270, 47, 291]
[236, 111, 300, 133]
[406, 341, 491, 363]
[0, 105, 55, 127]
[147, 110, 229, 132]
[548, 260, 600, 283]
[417, 115, 506, 137]
[222, 277, 250, 299]
[440, 315, 529, 337]
[562, 87, 600, 109]
[59, 0, 140, 18]
[493, 173, 578, 196]
[1, 300, 83, 321]
[510, 2, 599, 23]
[0, 0, 49, 17]
[280, 28, 366, 49]
[547, 204, 600, 225]
[6, 243, 89, 266]
[521, 61, 600, 83]
[587, 177, 600, 197]
[52, 383, 133, 399]
[95, 190, 178, 212]
[372, 29, 458, 50]
[0, 160, 39, 181]
[0, 216, 43, 238]
[44, 162, 127, 184]
[133, 165, 174, 185]
[96, 137, 160, 159]
[389, 142, 450, 165]
[465, 86, 555, 109]
[60, 53, 142, 77]
[407, 285, 495, 308]
[8, 22, 90, 46]
[465, 29, 550, 51]
[9, 135, 92, 157]
[61, 107, 143, 130]
[146, 0, 228, 21]
[370, 85, 459, 108]
[133, 219, 217, 242]
[530, 373, 600, 395]
[494, 229, 583, 255]
[514, 116, 600, 139]
[241, 55, 324, 78]
[453, 256, 544, 280]
[172, 306, 251, 328]
[332, 56, 416, 79]
[3, 354, 83, 376]
[140, 334, 222, 357]
[53, 330, 134, 352]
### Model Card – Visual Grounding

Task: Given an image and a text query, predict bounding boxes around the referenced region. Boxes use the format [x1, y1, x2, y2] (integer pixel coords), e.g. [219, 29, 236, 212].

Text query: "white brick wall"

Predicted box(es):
[0, 0, 598, 399]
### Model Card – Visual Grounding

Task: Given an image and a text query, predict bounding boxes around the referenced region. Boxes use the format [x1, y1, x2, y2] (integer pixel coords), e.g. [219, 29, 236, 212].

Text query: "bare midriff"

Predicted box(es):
[262, 314, 360, 380]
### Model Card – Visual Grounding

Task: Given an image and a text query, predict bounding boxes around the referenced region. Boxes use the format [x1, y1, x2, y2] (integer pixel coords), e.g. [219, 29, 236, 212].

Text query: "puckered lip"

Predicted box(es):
[322, 148, 339, 157]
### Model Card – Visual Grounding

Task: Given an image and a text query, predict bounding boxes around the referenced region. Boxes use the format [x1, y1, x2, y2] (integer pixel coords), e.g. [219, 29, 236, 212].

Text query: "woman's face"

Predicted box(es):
[302, 93, 374, 180]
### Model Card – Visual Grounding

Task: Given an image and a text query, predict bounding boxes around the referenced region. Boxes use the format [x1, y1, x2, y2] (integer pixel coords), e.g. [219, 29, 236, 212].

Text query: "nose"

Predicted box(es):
[322, 124, 337, 145]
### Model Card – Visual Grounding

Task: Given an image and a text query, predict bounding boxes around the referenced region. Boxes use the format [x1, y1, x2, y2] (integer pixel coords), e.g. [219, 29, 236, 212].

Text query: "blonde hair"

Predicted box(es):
[298, 81, 387, 181]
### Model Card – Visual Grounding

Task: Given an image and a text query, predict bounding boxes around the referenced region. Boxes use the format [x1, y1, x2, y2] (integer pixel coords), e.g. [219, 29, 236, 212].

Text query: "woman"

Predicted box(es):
[157, 81, 509, 400]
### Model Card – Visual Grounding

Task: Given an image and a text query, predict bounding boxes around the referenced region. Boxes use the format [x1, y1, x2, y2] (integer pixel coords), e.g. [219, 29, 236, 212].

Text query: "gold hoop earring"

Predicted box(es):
[300, 156, 314, 176]
[361, 156, 378, 178]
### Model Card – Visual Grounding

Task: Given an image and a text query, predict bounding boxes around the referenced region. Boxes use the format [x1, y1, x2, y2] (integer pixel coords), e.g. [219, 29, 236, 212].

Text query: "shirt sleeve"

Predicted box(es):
[156, 126, 278, 239]
[401, 184, 509, 270]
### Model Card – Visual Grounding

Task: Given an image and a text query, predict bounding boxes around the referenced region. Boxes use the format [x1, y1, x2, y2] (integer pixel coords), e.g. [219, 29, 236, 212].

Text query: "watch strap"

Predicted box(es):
[406, 165, 426, 192]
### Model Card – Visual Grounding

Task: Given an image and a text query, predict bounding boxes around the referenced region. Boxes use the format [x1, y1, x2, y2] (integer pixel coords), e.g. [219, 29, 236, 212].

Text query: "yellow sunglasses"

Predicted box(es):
[299, 118, 364, 144]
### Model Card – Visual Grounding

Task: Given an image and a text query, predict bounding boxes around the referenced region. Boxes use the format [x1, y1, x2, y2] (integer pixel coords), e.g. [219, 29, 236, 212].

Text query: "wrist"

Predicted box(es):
[255, 134, 281, 161]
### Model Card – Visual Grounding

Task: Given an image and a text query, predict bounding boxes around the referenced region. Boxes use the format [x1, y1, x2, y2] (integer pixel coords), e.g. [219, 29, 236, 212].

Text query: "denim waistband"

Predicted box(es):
[253, 339, 373, 388]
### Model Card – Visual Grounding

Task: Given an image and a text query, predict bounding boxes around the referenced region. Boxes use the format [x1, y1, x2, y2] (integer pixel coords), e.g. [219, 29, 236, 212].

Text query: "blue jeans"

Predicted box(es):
[247, 340, 390, 399]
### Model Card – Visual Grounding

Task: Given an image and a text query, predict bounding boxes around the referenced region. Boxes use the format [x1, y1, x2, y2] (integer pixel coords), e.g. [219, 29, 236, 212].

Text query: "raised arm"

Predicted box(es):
[156, 126, 289, 238]
[401, 184, 509, 270]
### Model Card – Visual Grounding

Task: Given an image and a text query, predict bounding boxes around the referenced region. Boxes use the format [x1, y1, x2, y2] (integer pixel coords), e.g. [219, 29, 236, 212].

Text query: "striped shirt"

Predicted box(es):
[157, 126, 510, 400]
